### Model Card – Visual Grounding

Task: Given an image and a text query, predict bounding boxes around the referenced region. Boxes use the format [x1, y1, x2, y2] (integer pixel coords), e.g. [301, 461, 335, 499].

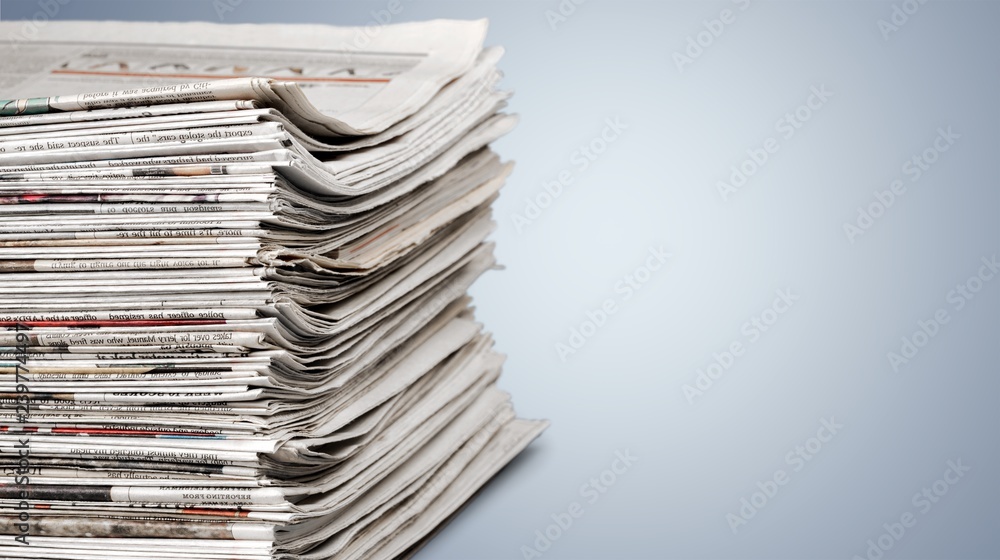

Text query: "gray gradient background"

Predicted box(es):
[1, 1, 997, 558]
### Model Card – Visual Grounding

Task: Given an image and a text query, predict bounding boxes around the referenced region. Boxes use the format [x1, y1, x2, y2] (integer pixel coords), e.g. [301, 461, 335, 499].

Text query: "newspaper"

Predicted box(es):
[0, 19, 486, 135]
[0, 17, 546, 560]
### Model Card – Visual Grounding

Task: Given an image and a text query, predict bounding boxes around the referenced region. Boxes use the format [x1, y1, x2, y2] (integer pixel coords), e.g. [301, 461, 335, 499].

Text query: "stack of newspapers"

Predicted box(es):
[0, 19, 545, 560]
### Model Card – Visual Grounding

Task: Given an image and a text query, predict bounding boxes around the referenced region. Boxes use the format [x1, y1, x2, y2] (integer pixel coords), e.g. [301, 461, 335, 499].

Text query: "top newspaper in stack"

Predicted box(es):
[2, 19, 487, 135]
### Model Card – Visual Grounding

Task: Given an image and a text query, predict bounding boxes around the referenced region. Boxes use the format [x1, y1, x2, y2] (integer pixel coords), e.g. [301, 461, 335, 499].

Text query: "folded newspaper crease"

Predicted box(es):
[0, 18, 546, 560]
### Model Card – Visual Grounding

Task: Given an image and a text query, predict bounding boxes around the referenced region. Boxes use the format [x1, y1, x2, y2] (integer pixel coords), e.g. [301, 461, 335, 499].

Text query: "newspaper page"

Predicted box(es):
[0, 19, 487, 135]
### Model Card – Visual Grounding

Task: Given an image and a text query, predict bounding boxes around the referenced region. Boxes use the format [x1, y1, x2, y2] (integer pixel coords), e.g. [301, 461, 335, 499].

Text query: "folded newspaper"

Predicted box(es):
[0, 19, 546, 560]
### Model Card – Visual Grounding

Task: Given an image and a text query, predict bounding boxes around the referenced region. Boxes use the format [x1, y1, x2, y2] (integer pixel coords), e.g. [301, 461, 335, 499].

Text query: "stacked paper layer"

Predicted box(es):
[0, 19, 545, 560]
